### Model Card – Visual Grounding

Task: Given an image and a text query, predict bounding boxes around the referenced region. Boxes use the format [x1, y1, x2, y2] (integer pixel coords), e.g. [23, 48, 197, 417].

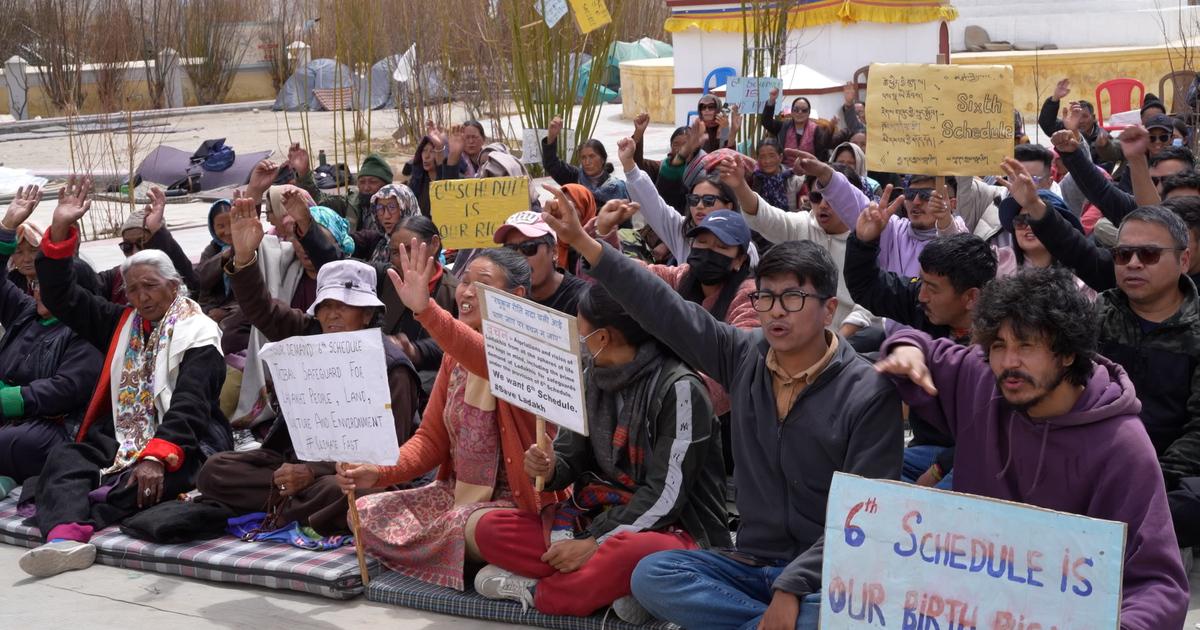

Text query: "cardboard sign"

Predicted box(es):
[568, 0, 611, 33]
[259, 330, 400, 465]
[535, 0, 568, 28]
[478, 283, 588, 436]
[520, 127, 575, 165]
[820, 473, 1125, 630]
[866, 63, 1014, 177]
[430, 176, 530, 249]
[724, 77, 783, 113]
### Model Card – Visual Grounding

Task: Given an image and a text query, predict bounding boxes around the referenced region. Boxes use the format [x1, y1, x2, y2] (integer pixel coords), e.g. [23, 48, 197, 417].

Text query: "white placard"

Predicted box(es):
[520, 127, 575, 165]
[534, 0, 568, 28]
[259, 329, 400, 465]
[478, 283, 588, 436]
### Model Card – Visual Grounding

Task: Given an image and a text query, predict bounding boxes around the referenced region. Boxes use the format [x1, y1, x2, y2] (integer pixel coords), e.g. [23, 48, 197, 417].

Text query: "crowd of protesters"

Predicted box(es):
[0, 73, 1196, 630]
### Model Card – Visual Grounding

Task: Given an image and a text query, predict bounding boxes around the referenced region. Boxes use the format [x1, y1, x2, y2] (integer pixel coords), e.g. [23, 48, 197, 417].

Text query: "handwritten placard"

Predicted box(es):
[568, 0, 611, 33]
[430, 176, 530, 249]
[725, 77, 783, 113]
[535, 0, 568, 28]
[520, 127, 575, 165]
[866, 63, 1014, 177]
[820, 473, 1124, 630]
[259, 330, 399, 465]
[478, 283, 588, 436]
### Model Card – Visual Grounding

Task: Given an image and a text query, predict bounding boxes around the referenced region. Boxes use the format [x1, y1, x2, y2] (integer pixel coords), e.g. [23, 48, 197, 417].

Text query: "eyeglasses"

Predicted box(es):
[1011, 214, 1031, 229]
[904, 188, 934, 201]
[119, 240, 145, 255]
[748, 289, 828, 313]
[503, 240, 545, 257]
[375, 203, 402, 215]
[1149, 133, 1171, 143]
[1111, 245, 1185, 265]
[686, 194, 729, 208]
[699, 103, 720, 111]
[808, 191, 824, 205]
[792, 106, 810, 114]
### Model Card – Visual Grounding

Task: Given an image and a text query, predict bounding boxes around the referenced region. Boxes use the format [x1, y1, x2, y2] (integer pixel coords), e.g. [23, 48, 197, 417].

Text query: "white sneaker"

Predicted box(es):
[474, 563, 537, 611]
[19, 540, 97, 578]
[233, 429, 261, 452]
[612, 595, 654, 624]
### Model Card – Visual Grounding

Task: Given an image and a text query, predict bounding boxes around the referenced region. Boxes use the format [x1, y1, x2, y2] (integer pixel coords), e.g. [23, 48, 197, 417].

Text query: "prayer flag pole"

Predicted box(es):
[347, 490, 370, 586]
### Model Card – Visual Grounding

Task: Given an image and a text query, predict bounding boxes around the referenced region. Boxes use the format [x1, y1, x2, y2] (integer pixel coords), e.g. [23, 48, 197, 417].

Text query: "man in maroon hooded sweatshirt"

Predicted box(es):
[876, 266, 1188, 630]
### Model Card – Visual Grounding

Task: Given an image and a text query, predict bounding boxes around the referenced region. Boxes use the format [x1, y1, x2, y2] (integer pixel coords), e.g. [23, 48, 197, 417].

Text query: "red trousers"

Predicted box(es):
[475, 510, 696, 616]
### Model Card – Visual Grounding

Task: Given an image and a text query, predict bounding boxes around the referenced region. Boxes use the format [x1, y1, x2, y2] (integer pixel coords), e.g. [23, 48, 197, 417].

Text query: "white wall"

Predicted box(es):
[950, 0, 1199, 51]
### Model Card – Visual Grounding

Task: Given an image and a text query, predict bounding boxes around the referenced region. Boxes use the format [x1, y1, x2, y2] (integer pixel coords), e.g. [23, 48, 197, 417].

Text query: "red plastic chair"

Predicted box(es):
[1094, 78, 1145, 131]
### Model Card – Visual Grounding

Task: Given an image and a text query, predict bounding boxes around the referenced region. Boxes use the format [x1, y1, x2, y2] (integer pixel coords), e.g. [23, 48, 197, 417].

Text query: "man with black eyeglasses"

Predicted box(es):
[492, 211, 587, 315]
[537, 185, 902, 629]
[1007, 159, 1200, 562]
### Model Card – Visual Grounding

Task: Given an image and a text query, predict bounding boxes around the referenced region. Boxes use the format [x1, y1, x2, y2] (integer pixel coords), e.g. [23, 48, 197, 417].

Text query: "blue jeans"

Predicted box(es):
[901, 445, 954, 490]
[631, 549, 820, 630]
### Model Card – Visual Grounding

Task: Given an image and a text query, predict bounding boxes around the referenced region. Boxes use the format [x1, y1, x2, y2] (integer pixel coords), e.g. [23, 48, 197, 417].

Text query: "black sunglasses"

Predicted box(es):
[686, 194, 729, 208]
[1149, 133, 1171, 143]
[503, 240, 545, 257]
[808, 191, 824, 204]
[119, 240, 145, 255]
[1111, 245, 1185, 266]
[699, 103, 720, 111]
[904, 188, 934, 201]
[1011, 214, 1031, 229]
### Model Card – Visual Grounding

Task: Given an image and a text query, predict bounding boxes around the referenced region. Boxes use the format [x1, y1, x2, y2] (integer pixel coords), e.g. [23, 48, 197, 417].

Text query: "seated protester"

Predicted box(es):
[336, 245, 563, 590]
[876, 267, 1188, 628]
[830, 141, 881, 199]
[1085, 128, 1195, 248]
[1037, 79, 1120, 166]
[493, 211, 588, 316]
[618, 138, 759, 268]
[99, 187, 200, 306]
[540, 189, 903, 630]
[471, 283, 728, 621]
[1051, 124, 1194, 231]
[994, 188, 1096, 300]
[354, 183, 420, 264]
[760, 87, 856, 165]
[0, 205, 103, 483]
[405, 130, 444, 217]
[297, 152, 392, 231]
[631, 113, 686, 185]
[438, 120, 489, 179]
[20, 176, 229, 578]
[193, 200, 236, 322]
[800, 148, 967, 278]
[541, 116, 629, 206]
[695, 94, 738, 153]
[651, 119, 712, 216]
[5, 187, 99, 298]
[553, 184, 598, 277]
[197, 200, 420, 535]
[750, 139, 802, 212]
[957, 144, 1062, 247]
[283, 195, 457, 388]
[724, 155, 874, 337]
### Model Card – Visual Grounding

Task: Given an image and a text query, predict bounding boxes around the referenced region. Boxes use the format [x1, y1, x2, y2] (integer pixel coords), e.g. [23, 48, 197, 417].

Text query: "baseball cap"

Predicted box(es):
[306, 259, 385, 315]
[685, 210, 752, 247]
[492, 211, 555, 243]
[998, 189, 1082, 234]
[1145, 114, 1175, 132]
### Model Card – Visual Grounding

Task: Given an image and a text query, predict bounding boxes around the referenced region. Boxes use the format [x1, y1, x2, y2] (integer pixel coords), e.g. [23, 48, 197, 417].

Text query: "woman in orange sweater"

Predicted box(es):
[336, 241, 561, 590]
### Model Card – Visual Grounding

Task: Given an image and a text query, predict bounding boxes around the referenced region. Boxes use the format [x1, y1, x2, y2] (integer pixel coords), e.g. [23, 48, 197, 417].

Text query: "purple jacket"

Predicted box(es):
[819, 171, 966, 278]
[881, 329, 1189, 630]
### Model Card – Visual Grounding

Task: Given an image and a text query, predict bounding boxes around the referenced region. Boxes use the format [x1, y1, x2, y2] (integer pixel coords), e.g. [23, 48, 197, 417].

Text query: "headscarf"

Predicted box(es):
[365, 184, 419, 234]
[207, 200, 231, 249]
[15, 220, 42, 249]
[309, 205, 355, 256]
[833, 142, 868, 180]
[266, 185, 316, 223]
[557, 184, 596, 269]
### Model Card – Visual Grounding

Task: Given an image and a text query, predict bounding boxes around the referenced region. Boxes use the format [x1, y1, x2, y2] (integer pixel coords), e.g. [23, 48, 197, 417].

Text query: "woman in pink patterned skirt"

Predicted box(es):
[337, 243, 564, 589]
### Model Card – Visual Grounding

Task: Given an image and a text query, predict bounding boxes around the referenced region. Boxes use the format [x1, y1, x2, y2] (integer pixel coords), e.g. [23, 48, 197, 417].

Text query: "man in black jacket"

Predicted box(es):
[1037, 78, 1119, 167]
[539, 184, 902, 630]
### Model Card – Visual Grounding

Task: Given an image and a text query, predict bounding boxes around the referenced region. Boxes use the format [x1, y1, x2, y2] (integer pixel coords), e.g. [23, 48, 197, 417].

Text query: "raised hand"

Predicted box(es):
[767, 87, 779, 105]
[1119, 125, 1150, 161]
[854, 184, 902, 243]
[49, 175, 93, 242]
[616, 136, 637, 171]
[547, 116, 564, 144]
[843, 80, 857, 105]
[1050, 129, 1080, 154]
[1062, 101, 1084, 133]
[280, 186, 312, 235]
[2, 185, 42, 230]
[142, 186, 167, 234]
[715, 112, 729, 130]
[541, 183, 589, 249]
[595, 199, 641, 236]
[288, 142, 311, 177]
[728, 104, 742, 135]
[785, 148, 833, 182]
[1053, 78, 1071, 101]
[999, 158, 1046, 220]
[386, 238, 436, 314]
[874, 344, 938, 396]
[247, 159, 280, 198]
[230, 196, 264, 266]
[927, 185, 954, 230]
[717, 156, 748, 192]
[633, 112, 650, 137]
[447, 125, 465, 162]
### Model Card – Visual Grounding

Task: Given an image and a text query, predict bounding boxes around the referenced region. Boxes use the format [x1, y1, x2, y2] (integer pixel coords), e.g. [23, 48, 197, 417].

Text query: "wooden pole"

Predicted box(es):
[535, 416, 548, 491]
[347, 489, 370, 586]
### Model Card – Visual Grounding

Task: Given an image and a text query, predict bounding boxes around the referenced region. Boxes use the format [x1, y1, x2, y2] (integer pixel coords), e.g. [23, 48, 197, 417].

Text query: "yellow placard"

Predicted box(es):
[568, 0, 611, 33]
[430, 177, 530, 249]
[866, 63, 1014, 177]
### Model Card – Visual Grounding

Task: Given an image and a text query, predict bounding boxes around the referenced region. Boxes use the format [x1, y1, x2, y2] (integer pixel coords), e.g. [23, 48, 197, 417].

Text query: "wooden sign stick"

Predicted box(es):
[347, 490, 370, 586]
[535, 416, 549, 491]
